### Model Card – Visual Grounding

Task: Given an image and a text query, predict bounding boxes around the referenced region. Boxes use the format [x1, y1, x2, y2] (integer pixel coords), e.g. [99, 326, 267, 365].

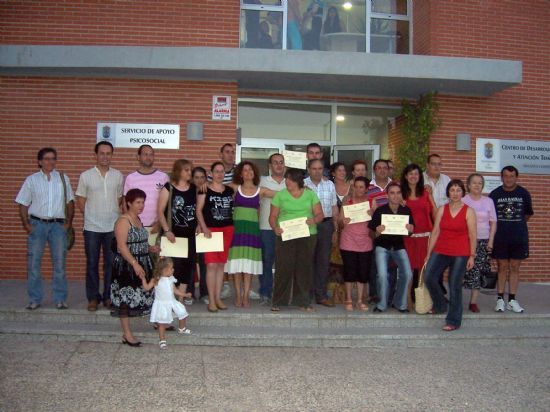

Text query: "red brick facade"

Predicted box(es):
[1, 0, 548, 281]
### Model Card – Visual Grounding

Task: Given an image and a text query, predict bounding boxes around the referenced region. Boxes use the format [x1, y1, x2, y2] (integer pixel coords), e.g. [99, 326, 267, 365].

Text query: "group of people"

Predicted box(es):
[16, 141, 533, 347]
[244, 1, 343, 51]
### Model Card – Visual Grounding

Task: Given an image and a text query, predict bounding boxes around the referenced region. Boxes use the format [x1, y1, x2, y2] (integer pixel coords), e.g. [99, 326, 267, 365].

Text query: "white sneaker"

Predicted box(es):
[507, 299, 524, 313]
[495, 298, 505, 312]
[249, 290, 260, 300]
[184, 298, 193, 306]
[220, 282, 232, 299]
[201, 296, 209, 305]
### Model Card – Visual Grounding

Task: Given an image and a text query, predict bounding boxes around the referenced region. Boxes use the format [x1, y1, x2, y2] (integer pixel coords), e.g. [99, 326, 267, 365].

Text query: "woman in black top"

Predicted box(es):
[158, 159, 198, 301]
[197, 161, 235, 312]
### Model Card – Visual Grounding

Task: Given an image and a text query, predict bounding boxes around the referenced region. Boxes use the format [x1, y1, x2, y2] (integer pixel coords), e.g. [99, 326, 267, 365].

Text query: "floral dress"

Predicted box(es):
[110, 223, 154, 317]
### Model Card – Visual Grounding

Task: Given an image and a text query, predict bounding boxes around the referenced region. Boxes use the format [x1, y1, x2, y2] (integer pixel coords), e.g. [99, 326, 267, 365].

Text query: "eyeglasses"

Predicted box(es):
[42, 157, 57, 161]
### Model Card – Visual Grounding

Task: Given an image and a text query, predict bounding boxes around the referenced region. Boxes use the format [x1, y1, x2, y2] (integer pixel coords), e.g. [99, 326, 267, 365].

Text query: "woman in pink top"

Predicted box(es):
[339, 177, 372, 312]
[425, 179, 477, 331]
[462, 174, 497, 313]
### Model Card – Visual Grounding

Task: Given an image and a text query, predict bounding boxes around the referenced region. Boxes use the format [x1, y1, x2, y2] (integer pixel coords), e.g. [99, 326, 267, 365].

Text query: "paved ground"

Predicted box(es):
[1, 335, 549, 411]
[2, 279, 550, 315]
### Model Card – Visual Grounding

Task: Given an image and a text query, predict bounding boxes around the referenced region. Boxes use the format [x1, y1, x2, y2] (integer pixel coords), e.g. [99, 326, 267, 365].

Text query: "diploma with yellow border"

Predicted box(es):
[280, 217, 310, 241]
[343, 201, 371, 224]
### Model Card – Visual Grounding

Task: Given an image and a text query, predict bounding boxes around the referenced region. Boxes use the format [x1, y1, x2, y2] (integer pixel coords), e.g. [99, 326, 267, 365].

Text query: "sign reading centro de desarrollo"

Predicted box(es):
[476, 138, 550, 175]
[97, 123, 180, 149]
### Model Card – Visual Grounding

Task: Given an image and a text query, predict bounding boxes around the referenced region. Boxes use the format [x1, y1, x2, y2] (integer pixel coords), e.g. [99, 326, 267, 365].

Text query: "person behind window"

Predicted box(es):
[323, 6, 342, 34]
[287, 0, 303, 49]
[258, 20, 274, 49]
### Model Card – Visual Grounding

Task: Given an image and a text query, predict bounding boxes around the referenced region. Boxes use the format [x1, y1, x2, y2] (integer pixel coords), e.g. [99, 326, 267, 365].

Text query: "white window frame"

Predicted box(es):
[366, 0, 413, 53]
[240, 0, 287, 50]
[239, 1, 412, 54]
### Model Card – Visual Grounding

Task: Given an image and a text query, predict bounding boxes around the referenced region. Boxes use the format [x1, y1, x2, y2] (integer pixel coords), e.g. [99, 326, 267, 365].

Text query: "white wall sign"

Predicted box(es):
[482, 175, 502, 194]
[212, 96, 231, 120]
[477, 138, 550, 175]
[96, 123, 180, 149]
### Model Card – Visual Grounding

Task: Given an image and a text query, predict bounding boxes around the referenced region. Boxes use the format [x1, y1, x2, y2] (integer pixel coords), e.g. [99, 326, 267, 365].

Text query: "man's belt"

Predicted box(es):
[30, 215, 65, 224]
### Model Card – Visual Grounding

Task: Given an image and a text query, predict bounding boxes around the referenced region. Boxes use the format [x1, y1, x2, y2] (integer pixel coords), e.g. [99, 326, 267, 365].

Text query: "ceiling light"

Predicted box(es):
[336, 115, 345, 121]
[343, 2, 353, 10]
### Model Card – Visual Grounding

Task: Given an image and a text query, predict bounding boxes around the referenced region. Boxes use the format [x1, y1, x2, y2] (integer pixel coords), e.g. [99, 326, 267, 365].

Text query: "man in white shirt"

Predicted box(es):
[15, 147, 75, 310]
[305, 159, 339, 307]
[258, 153, 286, 304]
[423, 154, 451, 208]
[123, 145, 169, 230]
[76, 141, 123, 311]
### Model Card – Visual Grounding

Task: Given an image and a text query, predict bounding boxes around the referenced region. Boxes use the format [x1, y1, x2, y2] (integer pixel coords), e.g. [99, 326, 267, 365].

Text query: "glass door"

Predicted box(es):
[238, 143, 283, 177]
[333, 144, 380, 178]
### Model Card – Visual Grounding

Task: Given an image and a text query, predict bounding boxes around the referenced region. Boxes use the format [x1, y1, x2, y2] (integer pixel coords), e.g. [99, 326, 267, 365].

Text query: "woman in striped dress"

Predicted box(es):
[226, 161, 274, 308]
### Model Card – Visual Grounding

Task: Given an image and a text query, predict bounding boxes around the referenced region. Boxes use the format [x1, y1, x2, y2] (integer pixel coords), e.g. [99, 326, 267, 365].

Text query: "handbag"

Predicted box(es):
[60, 172, 75, 250]
[481, 257, 498, 289]
[414, 262, 433, 314]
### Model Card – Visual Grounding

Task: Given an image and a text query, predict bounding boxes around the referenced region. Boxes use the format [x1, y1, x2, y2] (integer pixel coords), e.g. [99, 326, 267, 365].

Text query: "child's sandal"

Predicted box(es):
[178, 327, 192, 335]
[344, 300, 353, 312]
[159, 340, 167, 350]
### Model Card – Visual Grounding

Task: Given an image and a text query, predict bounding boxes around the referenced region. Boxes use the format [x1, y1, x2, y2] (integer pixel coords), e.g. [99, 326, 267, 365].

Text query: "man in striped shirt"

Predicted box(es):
[15, 147, 75, 310]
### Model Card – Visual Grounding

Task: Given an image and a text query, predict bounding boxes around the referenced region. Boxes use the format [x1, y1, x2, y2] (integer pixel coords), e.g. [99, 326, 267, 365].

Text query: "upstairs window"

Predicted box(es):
[240, 0, 411, 54]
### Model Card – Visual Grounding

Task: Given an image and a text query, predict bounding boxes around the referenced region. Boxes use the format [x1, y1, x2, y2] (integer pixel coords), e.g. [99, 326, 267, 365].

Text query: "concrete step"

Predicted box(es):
[2, 319, 549, 348]
[2, 306, 550, 329]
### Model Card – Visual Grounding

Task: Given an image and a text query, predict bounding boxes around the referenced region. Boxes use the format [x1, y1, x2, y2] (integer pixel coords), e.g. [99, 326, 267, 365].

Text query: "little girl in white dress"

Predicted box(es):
[140, 257, 192, 349]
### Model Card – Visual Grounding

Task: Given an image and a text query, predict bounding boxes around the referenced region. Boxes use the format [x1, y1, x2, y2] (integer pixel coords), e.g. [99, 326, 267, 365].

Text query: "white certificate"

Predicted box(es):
[381, 214, 410, 236]
[145, 227, 159, 247]
[160, 236, 188, 258]
[280, 217, 310, 241]
[343, 202, 371, 224]
[196, 232, 224, 253]
[282, 150, 307, 170]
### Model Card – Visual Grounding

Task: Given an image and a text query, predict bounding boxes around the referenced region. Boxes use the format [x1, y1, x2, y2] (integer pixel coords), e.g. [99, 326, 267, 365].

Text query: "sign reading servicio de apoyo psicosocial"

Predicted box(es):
[97, 123, 180, 149]
[476, 138, 550, 175]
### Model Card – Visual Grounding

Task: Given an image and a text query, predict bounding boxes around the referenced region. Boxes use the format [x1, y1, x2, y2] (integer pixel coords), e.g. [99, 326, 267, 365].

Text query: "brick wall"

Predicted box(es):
[409, 0, 550, 281]
[0, 0, 240, 47]
[1, 77, 237, 280]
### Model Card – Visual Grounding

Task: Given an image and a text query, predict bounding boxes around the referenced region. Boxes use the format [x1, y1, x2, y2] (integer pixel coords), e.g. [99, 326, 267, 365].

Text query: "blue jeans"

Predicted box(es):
[425, 252, 467, 327]
[259, 230, 275, 299]
[374, 247, 412, 311]
[83, 230, 114, 302]
[27, 220, 68, 304]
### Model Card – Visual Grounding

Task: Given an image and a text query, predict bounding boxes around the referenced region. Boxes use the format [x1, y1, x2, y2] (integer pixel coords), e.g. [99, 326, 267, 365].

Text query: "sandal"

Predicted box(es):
[216, 301, 228, 310]
[356, 301, 369, 312]
[159, 340, 167, 350]
[207, 304, 218, 313]
[344, 300, 353, 312]
[442, 324, 459, 332]
[178, 327, 192, 335]
[270, 306, 280, 312]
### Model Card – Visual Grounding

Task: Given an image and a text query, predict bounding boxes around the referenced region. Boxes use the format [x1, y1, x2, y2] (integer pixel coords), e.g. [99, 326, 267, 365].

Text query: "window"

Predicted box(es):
[240, 0, 411, 54]
[368, 0, 411, 54]
[237, 99, 401, 168]
[239, 101, 332, 142]
[240, 1, 285, 50]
